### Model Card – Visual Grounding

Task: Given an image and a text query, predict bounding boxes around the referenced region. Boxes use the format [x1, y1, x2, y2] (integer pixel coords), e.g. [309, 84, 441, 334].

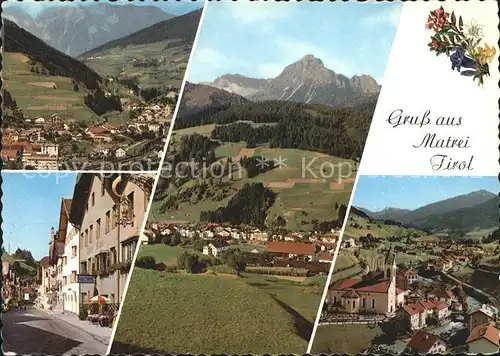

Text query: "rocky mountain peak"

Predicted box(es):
[349, 75, 380, 95]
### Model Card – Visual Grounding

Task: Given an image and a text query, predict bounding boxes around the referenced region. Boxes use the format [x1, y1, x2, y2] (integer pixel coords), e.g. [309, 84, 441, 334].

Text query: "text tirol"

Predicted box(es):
[429, 154, 474, 171]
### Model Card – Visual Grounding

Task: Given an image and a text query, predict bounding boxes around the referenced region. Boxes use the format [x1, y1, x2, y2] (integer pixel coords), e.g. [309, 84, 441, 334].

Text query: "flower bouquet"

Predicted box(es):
[426, 7, 496, 86]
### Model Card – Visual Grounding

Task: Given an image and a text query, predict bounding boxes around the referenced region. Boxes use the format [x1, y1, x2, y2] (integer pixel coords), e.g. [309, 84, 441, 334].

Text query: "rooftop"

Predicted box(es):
[407, 330, 442, 352]
[466, 321, 499, 347]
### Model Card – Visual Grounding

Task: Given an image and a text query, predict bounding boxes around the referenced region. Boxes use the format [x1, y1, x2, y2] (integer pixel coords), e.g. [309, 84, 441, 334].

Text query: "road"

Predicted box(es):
[2, 306, 108, 355]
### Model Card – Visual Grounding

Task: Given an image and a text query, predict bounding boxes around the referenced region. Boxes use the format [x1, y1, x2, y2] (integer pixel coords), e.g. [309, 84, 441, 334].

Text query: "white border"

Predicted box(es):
[105, 3, 210, 354]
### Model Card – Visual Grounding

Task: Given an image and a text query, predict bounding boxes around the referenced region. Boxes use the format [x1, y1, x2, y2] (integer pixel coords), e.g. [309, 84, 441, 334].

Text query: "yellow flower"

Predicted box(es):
[476, 43, 496, 65]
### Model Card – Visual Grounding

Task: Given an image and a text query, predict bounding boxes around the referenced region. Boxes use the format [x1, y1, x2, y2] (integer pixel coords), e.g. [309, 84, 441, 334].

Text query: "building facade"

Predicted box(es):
[58, 198, 81, 314]
[37, 256, 51, 307]
[326, 252, 397, 315]
[69, 174, 152, 306]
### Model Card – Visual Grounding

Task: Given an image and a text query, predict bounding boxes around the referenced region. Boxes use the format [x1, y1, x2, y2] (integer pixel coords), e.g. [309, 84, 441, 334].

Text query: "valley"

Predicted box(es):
[313, 178, 499, 354]
[152, 55, 379, 232]
[1, 4, 202, 171]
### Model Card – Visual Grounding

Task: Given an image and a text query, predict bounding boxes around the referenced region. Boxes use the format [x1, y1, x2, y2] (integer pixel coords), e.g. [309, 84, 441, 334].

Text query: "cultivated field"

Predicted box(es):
[154, 136, 356, 231]
[3, 52, 100, 123]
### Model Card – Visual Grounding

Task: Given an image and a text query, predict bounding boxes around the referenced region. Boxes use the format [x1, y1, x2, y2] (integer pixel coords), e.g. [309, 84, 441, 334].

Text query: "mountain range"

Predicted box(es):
[80, 9, 203, 89]
[3, 3, 173, 57]
[202, 55, 380, 107]
[357, 190, 499, 233]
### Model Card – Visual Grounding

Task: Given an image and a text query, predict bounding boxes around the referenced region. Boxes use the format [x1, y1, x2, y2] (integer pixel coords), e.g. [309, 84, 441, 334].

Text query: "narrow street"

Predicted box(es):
[2, 306, 109, 355]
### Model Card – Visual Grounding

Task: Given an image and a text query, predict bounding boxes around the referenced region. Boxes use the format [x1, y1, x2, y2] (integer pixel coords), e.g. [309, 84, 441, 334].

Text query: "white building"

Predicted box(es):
[203, 241, 229, 257]
[114, 147, 126, 158]
[58, 198, 80, 314]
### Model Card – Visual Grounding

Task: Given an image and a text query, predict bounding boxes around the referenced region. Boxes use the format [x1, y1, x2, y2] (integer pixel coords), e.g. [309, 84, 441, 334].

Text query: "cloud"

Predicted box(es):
[360, 6, 401, 28]
[256, 35, 353, 78]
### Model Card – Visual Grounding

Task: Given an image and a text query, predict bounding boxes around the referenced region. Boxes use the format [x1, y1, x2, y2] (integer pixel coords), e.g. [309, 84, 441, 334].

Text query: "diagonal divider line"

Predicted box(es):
[105, 4, 210, 354]
[306, 170, 363, 353]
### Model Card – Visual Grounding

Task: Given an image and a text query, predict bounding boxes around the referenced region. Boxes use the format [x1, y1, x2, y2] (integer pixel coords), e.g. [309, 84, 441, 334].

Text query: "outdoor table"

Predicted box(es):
[88, 314, 100, 324]
[99, 315, 110, 327]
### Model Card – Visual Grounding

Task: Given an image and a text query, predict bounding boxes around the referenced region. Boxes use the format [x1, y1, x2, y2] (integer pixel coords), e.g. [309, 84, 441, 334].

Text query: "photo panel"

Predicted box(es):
[310, 175, 499, 355]
[1, 172, 154, 355]
[358, 0, 499, 177]
[110, 1, 402, 354]
[2, 0, 205, 171]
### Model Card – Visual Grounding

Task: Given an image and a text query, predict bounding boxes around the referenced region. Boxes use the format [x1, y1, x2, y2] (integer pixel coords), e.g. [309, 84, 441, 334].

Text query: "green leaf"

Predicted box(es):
[451, 12, 456, 26]
[459, 16, 463, 30]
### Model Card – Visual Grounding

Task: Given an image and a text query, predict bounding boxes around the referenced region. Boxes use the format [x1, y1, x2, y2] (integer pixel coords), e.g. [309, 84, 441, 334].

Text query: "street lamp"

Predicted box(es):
[111, 175, 135, 306]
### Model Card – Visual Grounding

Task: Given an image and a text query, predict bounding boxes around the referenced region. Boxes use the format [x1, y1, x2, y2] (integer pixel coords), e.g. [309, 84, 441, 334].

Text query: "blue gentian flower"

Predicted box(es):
[450, 47, 478, 72]
[450, 47, 466, 71]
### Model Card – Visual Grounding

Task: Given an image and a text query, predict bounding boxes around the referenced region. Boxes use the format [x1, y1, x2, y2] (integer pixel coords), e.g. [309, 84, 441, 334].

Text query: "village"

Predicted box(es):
[314, 236, 500, 354]
[1, 95, 176, 171]
[143, 221, 340, 268]
[2, 173, 154, 355]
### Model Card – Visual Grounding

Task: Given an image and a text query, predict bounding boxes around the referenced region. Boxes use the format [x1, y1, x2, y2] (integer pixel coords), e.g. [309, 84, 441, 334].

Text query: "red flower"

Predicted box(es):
[425, 7, 449, 32]
[431, 40, 439, 49]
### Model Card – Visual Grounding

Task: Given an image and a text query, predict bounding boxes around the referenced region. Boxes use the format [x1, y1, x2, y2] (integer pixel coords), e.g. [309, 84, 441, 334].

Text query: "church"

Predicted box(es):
[325, 247, 401, 315]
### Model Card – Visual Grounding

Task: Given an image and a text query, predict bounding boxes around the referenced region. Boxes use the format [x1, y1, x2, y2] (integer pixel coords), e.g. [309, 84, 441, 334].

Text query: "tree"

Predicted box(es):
[184, 254, 199, 273]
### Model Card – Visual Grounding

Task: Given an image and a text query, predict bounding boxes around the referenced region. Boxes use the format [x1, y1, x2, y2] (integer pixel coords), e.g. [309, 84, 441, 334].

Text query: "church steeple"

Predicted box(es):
[384, 244, 396, 279]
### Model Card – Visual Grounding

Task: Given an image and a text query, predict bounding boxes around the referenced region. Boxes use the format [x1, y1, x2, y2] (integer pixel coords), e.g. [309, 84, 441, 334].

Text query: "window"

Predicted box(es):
[112, 205, 117, 228]
[333, 296, 337, 303]
[89, 224, 93, 244]
[101, 180, 105, 196]
[63, 276, 67, 285]
[110, 247, 117, 265]
[91, 192, 95, 206]
[84, 229, 89, 247]
[122, 241, 138, 262]
[105, 211, 111, 233]
[371, 299, 376, 308]
[72, 246, 77, 258]
[80, 233, 84, 246]
[353, 301, 356, 308]
[80, 261, 87, 274]
[362, 298, 366, 308]
[97, 253, 109, 273]
[96, 219, 101, 239]
[71, 271, 76, 283]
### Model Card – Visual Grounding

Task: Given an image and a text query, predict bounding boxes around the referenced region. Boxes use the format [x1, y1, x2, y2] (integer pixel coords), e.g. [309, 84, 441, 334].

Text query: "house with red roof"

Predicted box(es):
[86, 126, 113, 143]
[267, 242, 318, 261]
[468, 305, 499, 333]
[396, 299, 450, 330]
[396, 267, 418, 289]
[405, 330, 447, 354]
[466, 321, 500, 354]
[431, 288, 456, 305]
[326, 251, 397, 315]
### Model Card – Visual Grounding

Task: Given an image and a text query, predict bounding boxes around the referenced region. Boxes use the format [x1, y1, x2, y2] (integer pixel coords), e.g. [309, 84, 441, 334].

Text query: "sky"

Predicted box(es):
[3, 0, 204, 17]
[2, 173, 77, 260]
[352, 176, 499, 212]
[187, 0, 402, 83]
